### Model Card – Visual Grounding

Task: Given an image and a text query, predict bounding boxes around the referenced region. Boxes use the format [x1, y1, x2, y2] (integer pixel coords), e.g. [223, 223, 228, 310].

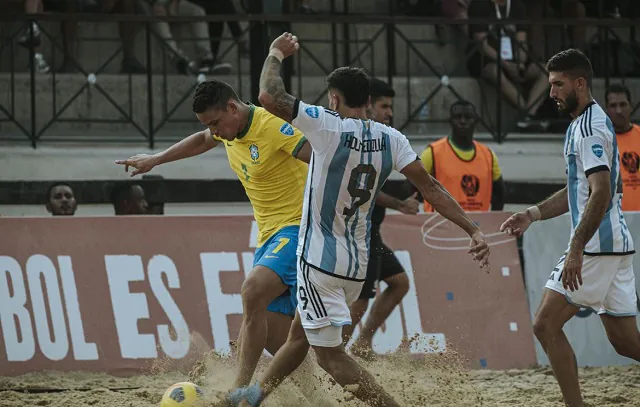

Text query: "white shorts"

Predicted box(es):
[545, 254, 637, 317]
[296, 260, 364, 347]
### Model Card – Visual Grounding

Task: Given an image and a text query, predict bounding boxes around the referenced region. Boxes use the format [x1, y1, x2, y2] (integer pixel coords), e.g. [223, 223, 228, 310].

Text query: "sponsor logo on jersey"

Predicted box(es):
[592, 144, 604, 158]
[305, 106, 320, 119]
[280, 123, 295, 136]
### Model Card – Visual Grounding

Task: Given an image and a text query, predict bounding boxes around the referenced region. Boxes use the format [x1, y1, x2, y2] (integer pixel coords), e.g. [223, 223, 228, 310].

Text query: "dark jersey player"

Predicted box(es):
[342, 78, 420, 357]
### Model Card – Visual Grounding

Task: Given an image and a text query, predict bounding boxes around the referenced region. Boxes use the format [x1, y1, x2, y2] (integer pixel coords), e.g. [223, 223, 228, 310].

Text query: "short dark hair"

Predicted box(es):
[546, 48, 593, 86]
[605, 83, 632, 105]
[450, 100, 476, 115]
[326, 67, 371, 108]
[369, 78, 395, 103]
[192, 80, 240, 113]
[46, 182, 73, 204]
[110, 183, 136, 206]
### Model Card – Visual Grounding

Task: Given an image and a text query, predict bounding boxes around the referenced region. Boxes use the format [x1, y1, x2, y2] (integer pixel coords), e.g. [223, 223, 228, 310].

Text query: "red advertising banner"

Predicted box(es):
[0, 213, 536, 376]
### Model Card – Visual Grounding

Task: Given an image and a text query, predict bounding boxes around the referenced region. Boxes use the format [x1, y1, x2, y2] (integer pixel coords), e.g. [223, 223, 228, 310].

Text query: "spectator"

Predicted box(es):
[110, 183, 148, 215]
[191, 0, 250, 66]
[102, 0, 148, 74]
[527, 0, 586, 62]
[142, 174, 166, 214]
[46, 183, 77, 216]
[417, 100, 506, 211]
[141, 0, 227, 75]
[467, 0, 550, 129]
[605, 83, 640, 211]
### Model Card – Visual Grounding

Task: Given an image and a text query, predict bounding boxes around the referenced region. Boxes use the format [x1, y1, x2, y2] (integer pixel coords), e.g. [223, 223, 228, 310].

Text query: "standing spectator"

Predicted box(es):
[466, 0, 549, 129]
[417, 100, 506, 211]
[142, 0, 228, 74]
[111, 183, 148, 215]
[605, 83, 640, 211]
[191, 0, 250, 65]
[46, 183, 77, 216]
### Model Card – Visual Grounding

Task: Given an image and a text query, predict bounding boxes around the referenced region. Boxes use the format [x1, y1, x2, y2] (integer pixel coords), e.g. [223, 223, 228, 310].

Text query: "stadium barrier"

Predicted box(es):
[524, 212, 640, 367]
[0, 213, 535, 376]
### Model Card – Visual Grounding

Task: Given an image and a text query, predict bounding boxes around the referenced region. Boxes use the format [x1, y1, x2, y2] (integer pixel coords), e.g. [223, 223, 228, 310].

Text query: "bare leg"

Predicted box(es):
[342, 298, 369, 344]
[482, 63, 525, 110]
[523, 64, 550, 116]
[600, 314, 640, 361]
[353, 273, 409, 356]
[235, 265, 289, 388]
[533, 289, 582, 407]
[314, 343, 400, 407]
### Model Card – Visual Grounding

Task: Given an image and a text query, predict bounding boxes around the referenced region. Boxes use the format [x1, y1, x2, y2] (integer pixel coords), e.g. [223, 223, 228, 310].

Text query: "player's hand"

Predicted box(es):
[500, 211, 532, 238]
[562, 248, 583, 292]
[269, 32, 300, 59]
[114, 154, 159, 177]
[469, 231, 490, 271]
[398, 192, 420, 215]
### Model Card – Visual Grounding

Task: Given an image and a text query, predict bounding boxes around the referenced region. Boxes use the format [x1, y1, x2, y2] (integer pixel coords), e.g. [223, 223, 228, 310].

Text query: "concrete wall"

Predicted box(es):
[2, 73, 638, 141]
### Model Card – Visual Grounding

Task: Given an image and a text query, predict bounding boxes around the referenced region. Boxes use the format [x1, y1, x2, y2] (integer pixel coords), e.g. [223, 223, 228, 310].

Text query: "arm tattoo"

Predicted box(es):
[259, 55, 296, 123]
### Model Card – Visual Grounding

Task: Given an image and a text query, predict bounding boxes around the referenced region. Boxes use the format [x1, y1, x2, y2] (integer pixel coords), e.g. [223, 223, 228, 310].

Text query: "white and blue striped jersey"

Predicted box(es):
[292, 100, 418, 281]
[564, 101, 634, 255]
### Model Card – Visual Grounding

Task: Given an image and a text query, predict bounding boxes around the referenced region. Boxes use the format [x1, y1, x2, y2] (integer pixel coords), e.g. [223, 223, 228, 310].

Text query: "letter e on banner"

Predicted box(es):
[105, 255, 157, 359]
[148, 255, 190, 359]
[0, 256, 35, 362]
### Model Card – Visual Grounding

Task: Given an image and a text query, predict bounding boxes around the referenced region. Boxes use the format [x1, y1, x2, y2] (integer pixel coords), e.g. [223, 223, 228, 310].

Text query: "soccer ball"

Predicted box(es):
[160, 382, 205, 407]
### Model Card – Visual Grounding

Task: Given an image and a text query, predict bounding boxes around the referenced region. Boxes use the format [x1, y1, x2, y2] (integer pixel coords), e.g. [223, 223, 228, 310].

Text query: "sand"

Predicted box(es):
[1, 351, 639, 407]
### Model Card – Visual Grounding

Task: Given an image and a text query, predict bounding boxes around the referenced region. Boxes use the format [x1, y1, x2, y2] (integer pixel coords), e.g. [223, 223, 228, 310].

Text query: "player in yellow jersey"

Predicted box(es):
[114, 80, 313, 393]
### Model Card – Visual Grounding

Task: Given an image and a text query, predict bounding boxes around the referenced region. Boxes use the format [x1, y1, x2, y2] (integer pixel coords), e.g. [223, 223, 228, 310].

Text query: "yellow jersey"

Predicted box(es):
[420, 138, 502, 181]
[214, 105, 308, 247]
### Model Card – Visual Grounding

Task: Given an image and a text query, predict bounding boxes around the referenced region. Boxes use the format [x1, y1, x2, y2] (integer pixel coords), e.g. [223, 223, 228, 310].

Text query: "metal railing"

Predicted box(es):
[0, 11, 639, 148]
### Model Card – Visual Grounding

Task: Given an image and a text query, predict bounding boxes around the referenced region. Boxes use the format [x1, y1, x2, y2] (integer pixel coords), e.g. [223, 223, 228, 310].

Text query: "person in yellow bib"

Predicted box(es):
[418, 100, 506, 212]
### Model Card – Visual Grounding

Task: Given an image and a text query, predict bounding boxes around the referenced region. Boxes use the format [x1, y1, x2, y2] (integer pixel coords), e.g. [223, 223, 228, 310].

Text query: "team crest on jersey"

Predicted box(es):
[249, 143, 260, 162]
[305, 106, 320, 118]
[280, 123, 294, 136]
[592, 144, 604, 158]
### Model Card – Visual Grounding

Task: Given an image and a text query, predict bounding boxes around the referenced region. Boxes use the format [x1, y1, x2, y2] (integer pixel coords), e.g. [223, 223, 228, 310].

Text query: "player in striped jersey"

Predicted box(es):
[501, 49, 640, 407]
[229, 32, 490, 407]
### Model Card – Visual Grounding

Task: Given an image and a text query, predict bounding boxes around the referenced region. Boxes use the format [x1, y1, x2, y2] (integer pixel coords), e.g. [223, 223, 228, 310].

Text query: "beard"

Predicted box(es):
[556, 90, 578, 114]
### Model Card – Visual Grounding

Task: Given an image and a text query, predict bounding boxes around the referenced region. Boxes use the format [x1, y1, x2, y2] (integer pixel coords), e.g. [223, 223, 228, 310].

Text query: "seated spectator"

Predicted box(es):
[415, 100, 506, 212]
[142, 174, 166, 214]
[46, 183, 77, 216]
[142, 0, 227, 75]
[191, 0, 250, 67]
[605, 83, 640, 211]
[111, 183, 148, 215]
[527, 0, 586, 62]
[466, 0, 550, 130]
[101, 0, 148, 74]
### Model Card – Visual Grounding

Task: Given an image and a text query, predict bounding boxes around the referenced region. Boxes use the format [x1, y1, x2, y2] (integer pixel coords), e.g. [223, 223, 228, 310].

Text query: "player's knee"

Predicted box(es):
[240, 278, 270, 314]
[387, 273, 409, 297]
[532, 315, 552, 341]
[314, 348, 342, 376]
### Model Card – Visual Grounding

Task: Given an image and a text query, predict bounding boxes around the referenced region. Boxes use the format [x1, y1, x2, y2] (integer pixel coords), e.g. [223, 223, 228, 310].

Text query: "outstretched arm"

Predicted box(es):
[258, 33, 300, 123]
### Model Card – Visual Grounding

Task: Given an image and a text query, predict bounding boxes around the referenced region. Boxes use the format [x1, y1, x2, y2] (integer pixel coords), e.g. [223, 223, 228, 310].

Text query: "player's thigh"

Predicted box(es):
[546, 254, 617, 312]
[533, 288, 579, 335]
[601, 255, 637, 317]
[600, 313, 640, 353]
[297, 263, 364, 347]
[378, 243, 407, 284]
[251, 226, 299, 314]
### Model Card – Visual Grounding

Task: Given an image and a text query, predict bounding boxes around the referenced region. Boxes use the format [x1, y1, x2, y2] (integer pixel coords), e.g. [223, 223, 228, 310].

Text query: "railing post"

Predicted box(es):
[249, 0, 267, 104]
[495, 22, 502, 144]
[28, 19, 37, 148]
[146, 22, 154, 150]
[386, 0, 396, 107]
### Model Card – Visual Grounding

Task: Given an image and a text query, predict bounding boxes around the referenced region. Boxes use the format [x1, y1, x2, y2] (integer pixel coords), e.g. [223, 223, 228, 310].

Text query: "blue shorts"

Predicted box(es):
[253, 225, 299, 317]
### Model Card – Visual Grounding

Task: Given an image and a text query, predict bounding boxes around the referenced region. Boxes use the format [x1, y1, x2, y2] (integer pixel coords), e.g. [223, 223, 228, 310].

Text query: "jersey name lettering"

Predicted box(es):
[343, 133, 387, 153]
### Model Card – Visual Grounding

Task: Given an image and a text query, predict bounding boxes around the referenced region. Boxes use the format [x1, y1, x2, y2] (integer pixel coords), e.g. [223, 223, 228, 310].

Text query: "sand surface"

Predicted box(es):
[1, 351, 639, 407]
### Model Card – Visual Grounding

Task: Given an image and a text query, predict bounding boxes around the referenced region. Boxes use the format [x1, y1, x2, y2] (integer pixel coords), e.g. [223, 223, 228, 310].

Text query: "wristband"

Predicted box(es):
[526, 206, 541, 222]
[268, 49, 284, 62]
